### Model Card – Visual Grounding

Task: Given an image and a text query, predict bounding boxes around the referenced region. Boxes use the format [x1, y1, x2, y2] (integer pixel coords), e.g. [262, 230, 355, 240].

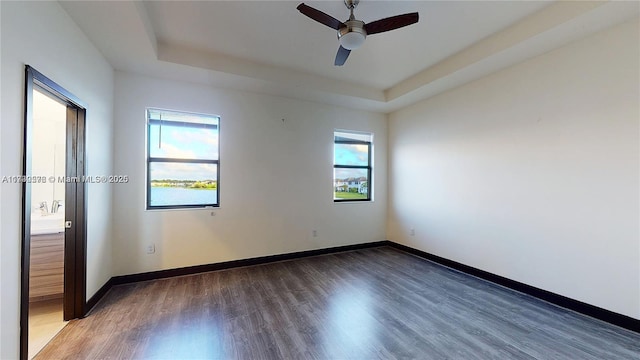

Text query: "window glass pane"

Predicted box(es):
[148, 109, 217, 126]
[335, 131, 371, 142]
[149, 163, 218, 207]
[149, 122, 219, 160]
[334, 168, 369, 200]
[334, 143, 369, 166]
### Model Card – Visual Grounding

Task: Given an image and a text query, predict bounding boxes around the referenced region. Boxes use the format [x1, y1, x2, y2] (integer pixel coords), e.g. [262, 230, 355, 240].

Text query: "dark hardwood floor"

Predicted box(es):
[36, 247, 639, 359]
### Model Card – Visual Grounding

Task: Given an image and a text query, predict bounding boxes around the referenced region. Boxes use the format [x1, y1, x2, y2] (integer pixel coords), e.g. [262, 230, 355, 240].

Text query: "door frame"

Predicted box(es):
[20, 65, 88, 360]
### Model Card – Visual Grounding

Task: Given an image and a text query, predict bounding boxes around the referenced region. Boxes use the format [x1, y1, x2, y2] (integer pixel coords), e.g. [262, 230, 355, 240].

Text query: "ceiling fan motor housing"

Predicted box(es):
[338, 19, 366, 50]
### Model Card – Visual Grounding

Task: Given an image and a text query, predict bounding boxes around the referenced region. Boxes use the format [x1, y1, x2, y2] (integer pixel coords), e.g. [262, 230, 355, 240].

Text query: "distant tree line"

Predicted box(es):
[151, 179, 217, 189]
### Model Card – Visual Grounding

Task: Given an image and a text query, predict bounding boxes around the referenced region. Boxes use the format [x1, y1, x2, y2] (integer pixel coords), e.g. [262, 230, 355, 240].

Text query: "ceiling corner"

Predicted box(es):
[385, 0, 608, 103]
[133, 1, 158, 57]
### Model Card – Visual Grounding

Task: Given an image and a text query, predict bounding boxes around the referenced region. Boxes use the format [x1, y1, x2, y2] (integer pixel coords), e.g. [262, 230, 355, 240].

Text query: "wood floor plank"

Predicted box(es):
[36, 247, 640, 359]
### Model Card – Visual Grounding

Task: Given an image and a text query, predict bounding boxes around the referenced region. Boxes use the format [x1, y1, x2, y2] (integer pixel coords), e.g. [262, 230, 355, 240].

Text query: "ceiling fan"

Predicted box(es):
[296, 0, 419, 66]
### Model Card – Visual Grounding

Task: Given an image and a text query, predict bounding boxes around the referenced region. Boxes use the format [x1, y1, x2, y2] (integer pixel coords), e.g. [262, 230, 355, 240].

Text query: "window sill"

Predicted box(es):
[145, 206, 220, 212]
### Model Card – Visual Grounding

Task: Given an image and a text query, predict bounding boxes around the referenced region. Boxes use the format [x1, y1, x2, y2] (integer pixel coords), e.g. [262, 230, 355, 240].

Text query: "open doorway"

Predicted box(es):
[27, 87, 68, 358]
[21, 66, 87, 360]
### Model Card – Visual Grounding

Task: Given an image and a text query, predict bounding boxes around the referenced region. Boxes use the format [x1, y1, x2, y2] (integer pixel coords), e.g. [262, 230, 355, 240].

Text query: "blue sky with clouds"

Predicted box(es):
[334, 143, 369, 179]
[149, 117, 219, 181]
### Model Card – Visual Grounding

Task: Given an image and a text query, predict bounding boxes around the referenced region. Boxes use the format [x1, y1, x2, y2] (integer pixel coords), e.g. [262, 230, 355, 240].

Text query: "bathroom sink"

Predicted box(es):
[31, 213, 65, 235]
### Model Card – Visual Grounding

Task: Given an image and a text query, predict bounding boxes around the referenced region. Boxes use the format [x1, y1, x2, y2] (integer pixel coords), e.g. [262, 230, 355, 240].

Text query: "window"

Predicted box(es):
[334, 130, 372, 201]
[146, 108, 220, 209]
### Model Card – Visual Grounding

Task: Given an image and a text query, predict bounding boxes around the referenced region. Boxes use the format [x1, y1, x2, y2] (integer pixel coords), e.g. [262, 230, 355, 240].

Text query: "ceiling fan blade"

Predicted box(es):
[297, 3, 344, 30]
[335, 46, 351, 66]
[364, 12, 419, 35]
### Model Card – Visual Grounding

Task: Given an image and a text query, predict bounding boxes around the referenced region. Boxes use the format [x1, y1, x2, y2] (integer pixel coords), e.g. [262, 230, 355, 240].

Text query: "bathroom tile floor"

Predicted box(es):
[29, 298, 67, 360]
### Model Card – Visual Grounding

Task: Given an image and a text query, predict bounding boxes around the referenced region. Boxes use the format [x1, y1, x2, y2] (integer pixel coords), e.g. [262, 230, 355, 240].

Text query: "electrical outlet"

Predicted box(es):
[410, 228, 415, 236]
[146, 244, 155, 254]
[312, 230, 318, 237]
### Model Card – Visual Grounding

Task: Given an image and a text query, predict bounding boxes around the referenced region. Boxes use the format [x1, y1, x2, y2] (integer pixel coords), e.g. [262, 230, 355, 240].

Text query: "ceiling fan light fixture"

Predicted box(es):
[339, 31, 365, 50]
[338, 20, 366, 50]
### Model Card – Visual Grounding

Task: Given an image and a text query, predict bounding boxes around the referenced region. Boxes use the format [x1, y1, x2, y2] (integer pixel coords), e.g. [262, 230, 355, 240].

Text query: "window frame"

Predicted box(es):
[145, 108, 220, 210]
[333, 131, 372, 202]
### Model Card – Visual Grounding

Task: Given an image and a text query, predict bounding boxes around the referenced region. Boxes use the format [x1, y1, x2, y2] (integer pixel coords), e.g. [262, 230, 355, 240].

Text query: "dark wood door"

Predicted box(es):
[21, 65, 88, 360]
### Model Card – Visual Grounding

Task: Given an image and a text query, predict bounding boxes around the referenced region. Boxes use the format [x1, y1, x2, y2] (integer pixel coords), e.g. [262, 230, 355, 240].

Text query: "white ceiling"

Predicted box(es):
[145, 1, 549, 89]
[59, 0, 639, 113]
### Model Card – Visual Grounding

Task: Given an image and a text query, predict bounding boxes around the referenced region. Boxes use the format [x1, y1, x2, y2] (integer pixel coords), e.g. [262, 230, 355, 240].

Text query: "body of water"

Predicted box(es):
[150, 187, 217, 207]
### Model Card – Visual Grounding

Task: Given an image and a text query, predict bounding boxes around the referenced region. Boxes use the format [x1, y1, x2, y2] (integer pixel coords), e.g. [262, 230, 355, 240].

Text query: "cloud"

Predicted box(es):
[335, 168, 367, 180]
[335, 144, 369, 166]
[150, 163, 217, 181]
[150, 126, 219, 159]
[152, 143, 197, 159]
[172, 128, 219, 148]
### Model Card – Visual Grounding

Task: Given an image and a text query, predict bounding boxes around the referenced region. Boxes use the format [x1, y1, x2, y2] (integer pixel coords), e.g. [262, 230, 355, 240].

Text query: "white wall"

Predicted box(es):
[112, 71, 387, 275]
[0, 2, 114, 358]
[388, 19, 640, 319]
